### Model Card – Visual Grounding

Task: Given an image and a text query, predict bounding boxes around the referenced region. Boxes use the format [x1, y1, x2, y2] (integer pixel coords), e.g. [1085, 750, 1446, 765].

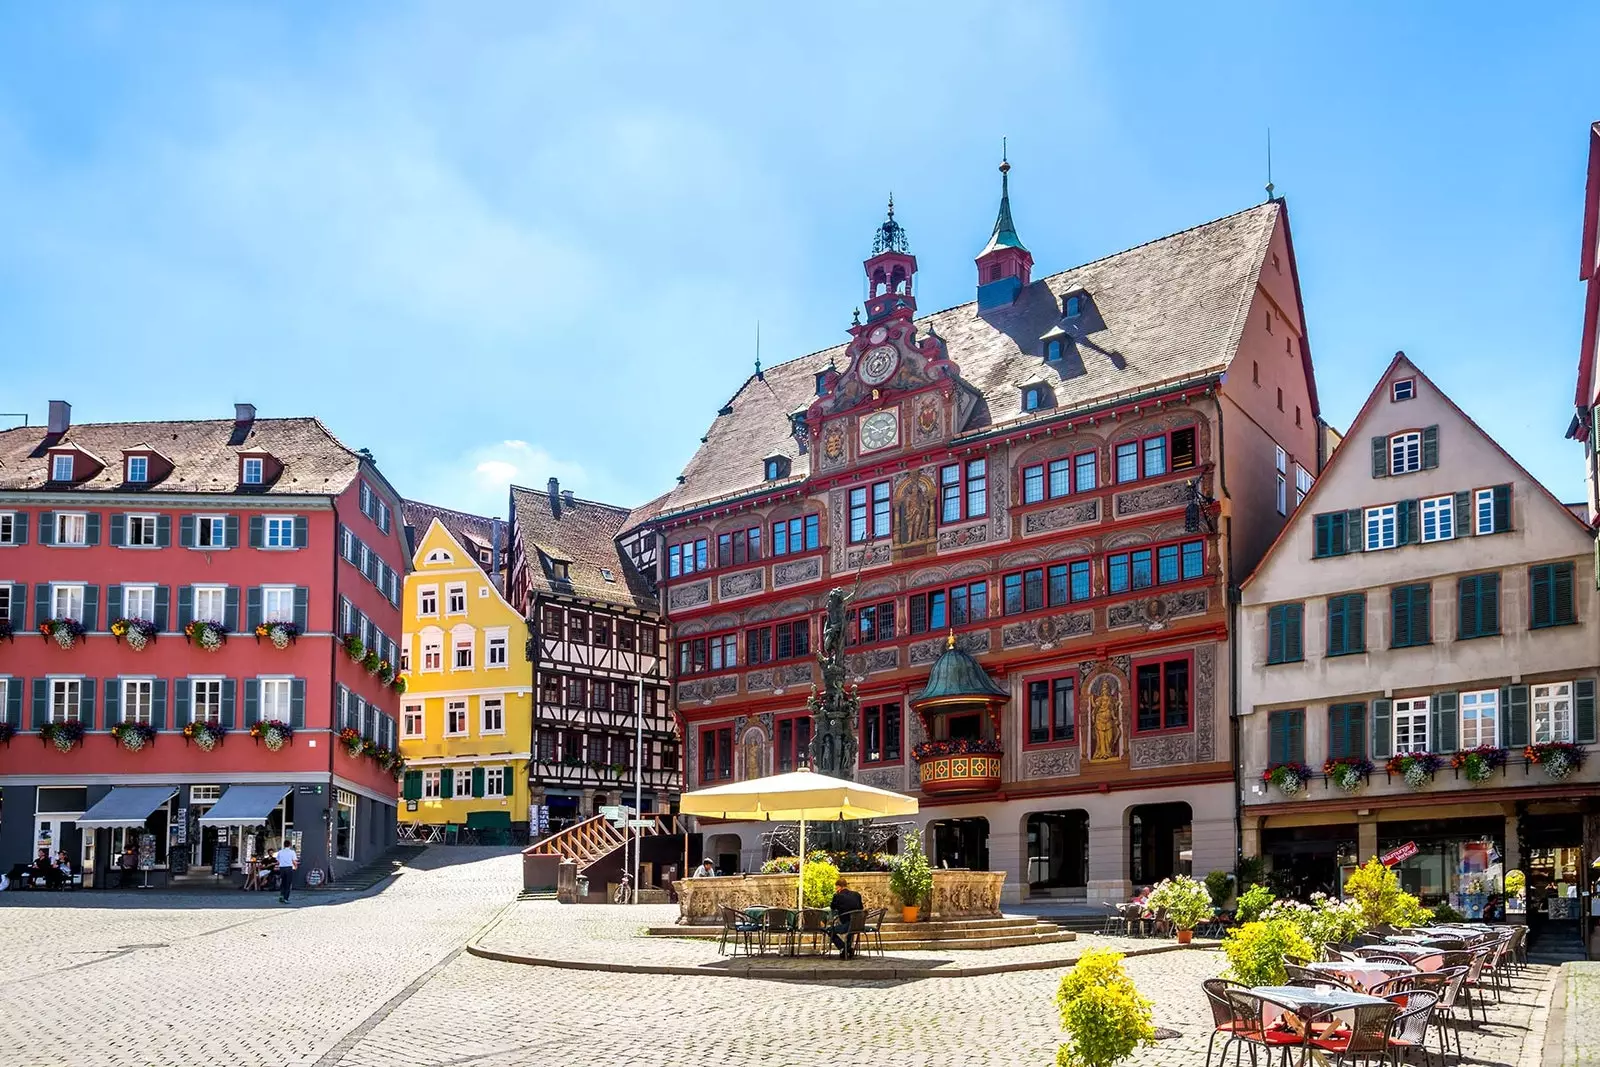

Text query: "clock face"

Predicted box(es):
[859, 344, 899, 386]
[860, 410, 899, 452]
[868, 325, 889, 345]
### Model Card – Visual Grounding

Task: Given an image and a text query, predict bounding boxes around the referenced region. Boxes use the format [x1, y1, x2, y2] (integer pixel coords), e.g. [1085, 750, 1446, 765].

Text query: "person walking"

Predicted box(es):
[274, 842, 299, 904]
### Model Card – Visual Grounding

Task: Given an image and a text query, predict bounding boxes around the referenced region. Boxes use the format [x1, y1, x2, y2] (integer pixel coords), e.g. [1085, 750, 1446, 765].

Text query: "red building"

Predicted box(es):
[629, 165, 1323, 902]
[0, 402, 408, 887]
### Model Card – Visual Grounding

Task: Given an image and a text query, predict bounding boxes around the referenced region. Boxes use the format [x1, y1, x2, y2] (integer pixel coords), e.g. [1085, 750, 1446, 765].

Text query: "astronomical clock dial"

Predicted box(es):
[859, 344, 899, 386]
[868, 325, 889, 345]
[859, 409, 899, 453]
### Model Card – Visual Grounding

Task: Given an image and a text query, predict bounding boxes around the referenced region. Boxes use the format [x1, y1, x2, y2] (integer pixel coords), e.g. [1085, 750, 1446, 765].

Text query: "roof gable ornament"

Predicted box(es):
[861, 194, 917, 325]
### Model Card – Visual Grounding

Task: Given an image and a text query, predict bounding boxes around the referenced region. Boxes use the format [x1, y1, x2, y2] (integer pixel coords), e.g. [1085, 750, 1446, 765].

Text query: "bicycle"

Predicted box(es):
[613, 872, 633, 904]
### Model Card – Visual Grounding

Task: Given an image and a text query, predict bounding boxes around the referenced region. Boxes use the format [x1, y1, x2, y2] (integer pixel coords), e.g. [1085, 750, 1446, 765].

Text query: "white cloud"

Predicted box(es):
[410, 439, 629, 518]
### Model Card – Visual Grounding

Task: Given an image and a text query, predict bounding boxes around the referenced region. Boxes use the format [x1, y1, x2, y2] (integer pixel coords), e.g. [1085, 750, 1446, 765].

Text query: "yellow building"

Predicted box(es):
[396, 506, 532, 838]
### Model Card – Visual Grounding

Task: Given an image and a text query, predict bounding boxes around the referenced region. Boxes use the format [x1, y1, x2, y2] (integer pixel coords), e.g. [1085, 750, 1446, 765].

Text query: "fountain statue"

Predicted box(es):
[807, 586, 860, 779]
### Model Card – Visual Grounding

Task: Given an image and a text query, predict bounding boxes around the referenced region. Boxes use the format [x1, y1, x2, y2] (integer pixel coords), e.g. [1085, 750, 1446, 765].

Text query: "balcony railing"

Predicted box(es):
[914, 739, 1003, 795]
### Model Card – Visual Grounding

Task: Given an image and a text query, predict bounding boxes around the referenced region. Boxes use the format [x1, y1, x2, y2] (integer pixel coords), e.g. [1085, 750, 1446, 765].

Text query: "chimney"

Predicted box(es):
[234, 403, 256, 427]
[561, 489, 575, 509]
[47, 400, 71, 435]
[548, 477, 560, 517]
[489, 517, 503, 590]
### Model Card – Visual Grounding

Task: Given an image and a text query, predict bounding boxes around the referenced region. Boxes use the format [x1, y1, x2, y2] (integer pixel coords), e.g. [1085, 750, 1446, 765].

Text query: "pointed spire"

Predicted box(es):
[753, 321, 763, 379]
[872, 191, 909, 254]
[980, 138, 1027, 256]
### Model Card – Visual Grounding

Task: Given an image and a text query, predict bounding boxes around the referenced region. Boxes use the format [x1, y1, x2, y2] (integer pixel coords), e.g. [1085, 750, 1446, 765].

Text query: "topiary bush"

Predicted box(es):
[1054, 948, 1155, 1067]
[801, 859, 840, 909]
[1234, 883, 1276, 924]
[1222, 919, 1313, 988]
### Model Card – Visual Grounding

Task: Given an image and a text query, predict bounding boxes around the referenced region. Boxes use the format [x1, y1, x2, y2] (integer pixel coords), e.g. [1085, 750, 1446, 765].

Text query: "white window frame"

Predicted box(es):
[454, 768, 473, 796]
[264, 515, 296, 549]
[1475, 489, 1495, 535]
[452, 630, 474, 671]
[51, 454, 74, 481]
[125, 513, 159, 547]
[402, 705, 425, 739]
[191, 678, 223, 725]
[417, 585, 438, 617]
[1532, 682, 1574, 744]
[421, 632, 443, 673]
[258, 678, 293, 724]
[422, 770, 442, 800]
[1294, 466, 1312, 507]
[446, 583, 468, 616]
[1419, 495, 1454, 543]
[445, 700, 469, 737]
[485, 766, 506, 797]
[335, 789, 356, 861]
[481, 697, 504, 735]
[398, 638, 410, 673]
[0, 584, 11, 624]
[1393, 696, 1430, 754]
[1390, 431, 1422, 475]
[1392, 378, 1415, 402]
[190, 784, 223, 804]
[1460, 690, 1499, 749]
[50, 678, 82, 722]
[193, 584, 227, 624]
[486, 629, 509, 669]
[55, 512, 88, 546]
[1365, 505, 1398, 551]
[122, 584, 157, 623]
[1275, 473, 1287, 516]
[195, 514, 227, 549]
[51, 583, 85, 622]
[242, 457, 264, 485]
[121, 679, 153, 724]
[0, 512, 15, 545]
[261, 585, 296, 624]
[126, 455, 148, 483]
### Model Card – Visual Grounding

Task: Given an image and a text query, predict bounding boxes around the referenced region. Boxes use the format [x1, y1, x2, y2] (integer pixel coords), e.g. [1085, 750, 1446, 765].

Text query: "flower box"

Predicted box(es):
[111, 618, 159, 651]
[1262, 761, 1314, 796]
[254, 622, 301, 649]
[38, 618, 87, 650]
[184, 620, 228, 651]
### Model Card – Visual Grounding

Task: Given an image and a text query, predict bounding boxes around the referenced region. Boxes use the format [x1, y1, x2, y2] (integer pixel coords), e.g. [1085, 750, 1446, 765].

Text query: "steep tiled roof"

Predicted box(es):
[402, 499, 509, 575]
[509, 485, 656, 611]
[650, 201, 1280, 521]
[0, 417, 364, 495]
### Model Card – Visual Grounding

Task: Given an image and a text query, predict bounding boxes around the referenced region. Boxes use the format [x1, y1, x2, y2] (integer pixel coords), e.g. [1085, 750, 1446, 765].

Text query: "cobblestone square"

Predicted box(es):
[0, 849, 1563, 1066]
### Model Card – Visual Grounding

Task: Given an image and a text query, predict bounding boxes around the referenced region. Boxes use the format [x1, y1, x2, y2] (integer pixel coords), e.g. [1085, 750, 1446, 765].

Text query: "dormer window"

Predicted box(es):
[815, 371, 829, 396]
[600, 567, 615, 583]
[548, 558, 570, 581]
[1046, 340, 1062, 362]
[764, 456, 791, 481]
[1065, 294, 1083, 317]
[1392, 379, 1416, 402]
[126, 456, 147, 483]
[242, 457, 264, 484]
[1022, 385, 1054, 412]
[51, 454, 74, 482]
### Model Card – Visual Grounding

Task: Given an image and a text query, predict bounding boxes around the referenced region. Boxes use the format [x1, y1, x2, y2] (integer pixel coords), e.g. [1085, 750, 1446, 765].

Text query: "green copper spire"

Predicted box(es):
[979, 139, 1027, 257]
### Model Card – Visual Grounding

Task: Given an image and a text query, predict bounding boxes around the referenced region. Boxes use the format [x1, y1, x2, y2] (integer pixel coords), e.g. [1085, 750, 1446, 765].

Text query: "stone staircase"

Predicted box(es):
[648, 915, 1075, 951]
[522, 813, 669, 894]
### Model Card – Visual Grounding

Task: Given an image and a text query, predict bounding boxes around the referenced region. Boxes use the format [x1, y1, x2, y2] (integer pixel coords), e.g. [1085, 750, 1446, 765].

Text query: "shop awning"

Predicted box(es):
[199, 785, 291, 827]
[76, 786, 178, 829]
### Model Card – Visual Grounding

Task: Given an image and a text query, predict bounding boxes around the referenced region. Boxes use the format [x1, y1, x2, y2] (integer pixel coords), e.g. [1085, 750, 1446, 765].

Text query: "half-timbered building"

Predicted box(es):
[626, 163, 1325, 902]
[507, 480, 676, 830]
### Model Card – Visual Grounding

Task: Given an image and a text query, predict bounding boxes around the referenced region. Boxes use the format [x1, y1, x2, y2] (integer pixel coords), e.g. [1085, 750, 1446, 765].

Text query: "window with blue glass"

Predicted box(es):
[127, 456, 148, 483]
[772, 514, 820, 556]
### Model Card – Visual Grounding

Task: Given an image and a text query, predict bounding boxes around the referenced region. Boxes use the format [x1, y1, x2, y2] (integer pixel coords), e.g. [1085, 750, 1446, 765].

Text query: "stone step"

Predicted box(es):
[651, 917, 1056, 938]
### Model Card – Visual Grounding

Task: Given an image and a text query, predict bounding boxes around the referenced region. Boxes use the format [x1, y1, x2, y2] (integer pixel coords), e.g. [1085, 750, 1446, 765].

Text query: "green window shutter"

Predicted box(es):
[1391, 587, 1411, 648]
[103, 677, 119, 727]
[293, 516, 308, 548]
[246, 588, 263, 632]
[1372, 699, 1393, 758]
[1371, 436, 1389, 477]
[1575, 679, 1597, 745]
[224, 587, 240, 632]
[80, 679, 95, 726]
[293, 587, 309, 631]
[1432, 692, 1458, 753]
[1421, 425, 1439, 469]
[1503, 685, 1530, 747]
[441, 769, 454, 799]
[225, 514, 240, 548]
[1454, 491, 1470, 535]
[174, 678, 190, 726]
[1268, 606, 1286, 664]
[1348, 703, 1367, 757]
[109, 514, 126, 547]
[82, 585, 99, 631]
[1530, 564, 1554, 629]
[1414, 585, 1432, 644]
[1314, 515, 1333, 559]
[157, 515, 171, 547]
[1268, 712, 1288, 763]
[403, 770, 422, 801]
[1286, 604, 1303, 662]
[14, 512, 27, 545]
[180, 515, 195, 548]
[11, 582, 24, 631]
[504, 766, 516, 798]
[31, 678, 48, 729]
[1348, 594, 1366, 652]
[1345, 510, 1364, 553]
[152, 679, 167, 730]
[472, 767, 485, 798]
[4, 681, 20, 727]
[177, 586, 193, 629]
[1327, 706, 1348, 758]
[244, 683, 259, 726]
[154, 586, 170, 631]
[1327, 597, 1346, 656]
[37, 512, 54, 546]
[1492, 485, 1511, 533]
[248, 516, 264, 548]
[1396, 499, 1414, 545]
[105, 585, 123, 624]
[85, 513, 100, 546]
[35, 585, 50, 625]
[1288, 710, 1304, 763]
[1458, 577, 1479, 639]
[1555, 562, 1576, 626]
[1481, 573, 1500, 635]
[290, 679, 306, 728]
[221, 679, 236, 729]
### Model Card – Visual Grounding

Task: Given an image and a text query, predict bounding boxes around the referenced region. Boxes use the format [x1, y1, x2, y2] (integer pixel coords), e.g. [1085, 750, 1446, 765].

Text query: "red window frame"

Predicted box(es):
[667, 537, 708, 578]
[774, 713, 813, 773]
[848, 600, 896, 645]
[1023, 670, 1078, 748]
[700, 726, 733, 783]
[716, 525, 762, 568]
[677, 632, 738, 676]
[1018, 449, 1099, 506]
[1112, 426, 1198, 484]
[771, 514, 821, 557]
[1131, 652, 1194, 735]
[859, 701, 903, 766]
[938, 458, 988, 524]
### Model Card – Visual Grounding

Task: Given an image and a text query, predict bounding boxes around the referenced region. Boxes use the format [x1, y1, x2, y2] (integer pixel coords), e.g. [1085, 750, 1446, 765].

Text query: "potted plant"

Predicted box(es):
[392, 675, 408, 695]
[361, 739, 379, 759]
[38, 617, 86, 650]
[1233, 883, 1276, 923]
[110, 721, 157, 752]
[1054, 948, 1156, 1067]
[1322, 756, 1373, 793]
[182, 720, 227, 751]
[801, 858, 840, 909]
[254, 621, 300, 649]
[0, 618, 13, 643]
[1342, 858, 1432, 928]
[184, 619, 227, 651]
[889, 828, 933, 922]
[378, 660, 395, 684]
[0, 722, 14, 746]
[338, 726, 364, 757]
[1451, 745, 1507, 783]
[1222, 918, 1313, 987]
[362, 649, 382, 675]
[1146, 875, 1213, 944]
[1386, 752, 1443, 790]
[1203, 870, 1234, 911]
[110, 617, 158, 651]
[1261, 761, 1313, 796]
[39, 719, 87, 752]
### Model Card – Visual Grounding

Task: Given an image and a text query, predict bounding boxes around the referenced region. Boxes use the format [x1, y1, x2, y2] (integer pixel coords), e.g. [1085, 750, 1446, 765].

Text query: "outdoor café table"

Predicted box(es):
[1249, 985, 1388, 1031]
[1304, 960, 1418, 993]
[1363, 943, 1446, 971]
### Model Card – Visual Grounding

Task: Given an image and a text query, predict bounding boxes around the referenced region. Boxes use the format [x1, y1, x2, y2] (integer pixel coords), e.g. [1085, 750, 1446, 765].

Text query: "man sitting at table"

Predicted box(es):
[827, 877, 865, 960]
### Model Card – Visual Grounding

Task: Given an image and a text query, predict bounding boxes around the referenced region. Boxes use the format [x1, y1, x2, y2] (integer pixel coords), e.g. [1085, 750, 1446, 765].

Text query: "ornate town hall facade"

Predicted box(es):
[630, 166, 1323, 903]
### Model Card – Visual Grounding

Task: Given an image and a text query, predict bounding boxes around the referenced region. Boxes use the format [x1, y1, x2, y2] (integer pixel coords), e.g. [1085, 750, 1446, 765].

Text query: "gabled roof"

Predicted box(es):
[509, 485, 656, 611]
[0, 417, 365, 495]
[647, 201, 1284, 523]
[402, 499, 507, 576]
[409, 517, 522, 621]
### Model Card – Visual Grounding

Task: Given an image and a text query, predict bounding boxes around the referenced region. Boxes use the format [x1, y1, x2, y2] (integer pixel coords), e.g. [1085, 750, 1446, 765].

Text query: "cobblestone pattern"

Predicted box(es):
[1558, 962, 1600, 1065]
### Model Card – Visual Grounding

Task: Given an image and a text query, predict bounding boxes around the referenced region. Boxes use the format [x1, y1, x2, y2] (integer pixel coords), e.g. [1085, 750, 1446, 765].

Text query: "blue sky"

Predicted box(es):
[2, 4, 1597, 513]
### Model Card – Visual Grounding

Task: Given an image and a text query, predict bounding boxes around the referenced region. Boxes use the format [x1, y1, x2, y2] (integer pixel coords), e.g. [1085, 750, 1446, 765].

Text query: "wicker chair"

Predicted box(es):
[1409, 966, 1468, 1060]
[1360, 954, 1414, 967]
[1384, 989, 1439, 1062]
[1200, 978, 1253, 1067]
[1222, 989, 1320, 1067]
[1307, 1001, 1401, 1066]
[718, 905, 759, 957]
[1367, 974, 1418, 999]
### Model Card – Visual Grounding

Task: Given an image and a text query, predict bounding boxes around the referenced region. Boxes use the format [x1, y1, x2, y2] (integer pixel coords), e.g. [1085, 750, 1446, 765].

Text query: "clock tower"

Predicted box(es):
[860, 196, 917, 326]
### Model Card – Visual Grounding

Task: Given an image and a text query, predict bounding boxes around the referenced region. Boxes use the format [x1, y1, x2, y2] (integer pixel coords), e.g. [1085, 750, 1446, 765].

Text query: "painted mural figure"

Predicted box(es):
[1089, 676, 1123, 762]
[808, 587, 860, 778]
[895, 473, 935, 546]
[742, 729, 766, 780]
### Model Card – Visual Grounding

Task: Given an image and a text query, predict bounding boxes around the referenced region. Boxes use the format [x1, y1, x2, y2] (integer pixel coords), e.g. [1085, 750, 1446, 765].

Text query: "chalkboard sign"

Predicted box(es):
[137, 833, 157, 871]
[305, 868, 325, 887]
[211, 844, 234, 876]
[172, 808, 189, 845]
[169, 843, 190, 876]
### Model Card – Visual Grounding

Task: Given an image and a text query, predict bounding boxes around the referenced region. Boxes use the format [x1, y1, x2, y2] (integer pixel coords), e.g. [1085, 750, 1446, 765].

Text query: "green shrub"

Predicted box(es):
[801, 859, 840, 908]
[1203, 870, 1234, 908]
[1234, 883, 1275, 923]
[1236, 855, 1267, 892]
[1261, 893, 1365, 954]
[1505, 870, 1526, 897]
[1431, 901, 1465, 923]
[1147, 875, 1214, 931]
[1343, 858, 1430, 928]
[1054, 948, 1155, 1067]
[888, 829, 933, 909]
[1221, 919, 1312, 987]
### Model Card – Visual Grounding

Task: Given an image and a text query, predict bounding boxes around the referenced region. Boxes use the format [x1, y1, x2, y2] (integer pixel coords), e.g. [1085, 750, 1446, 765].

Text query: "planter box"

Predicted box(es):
[917, 753, 1003, 795]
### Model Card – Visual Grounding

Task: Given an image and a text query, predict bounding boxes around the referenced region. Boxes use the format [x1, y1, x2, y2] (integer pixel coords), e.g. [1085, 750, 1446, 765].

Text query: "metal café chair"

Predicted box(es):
[1223, 988, 1331, 1067]
[860, 908, 887, 958]
[797, 908, 833, 955]
[717, 905, 759, 957]
[1382, 989, 1439, 1062]
[759, 907, 797, 955]
[1199, 978, 1253, 1067]
[1409, 966, 1468, 1060]
[1100, 904, 1129, 937]
[1306, 1000, 1401, 1067]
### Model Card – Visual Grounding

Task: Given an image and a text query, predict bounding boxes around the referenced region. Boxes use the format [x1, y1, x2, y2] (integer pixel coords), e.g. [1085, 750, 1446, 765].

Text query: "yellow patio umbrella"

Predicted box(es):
[679, 769, 919, 912]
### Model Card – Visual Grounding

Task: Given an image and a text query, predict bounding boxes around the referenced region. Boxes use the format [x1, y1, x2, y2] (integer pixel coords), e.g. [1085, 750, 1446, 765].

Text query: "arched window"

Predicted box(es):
[1065, 294, 1082, 317]
[1046, 340, 1062, 362]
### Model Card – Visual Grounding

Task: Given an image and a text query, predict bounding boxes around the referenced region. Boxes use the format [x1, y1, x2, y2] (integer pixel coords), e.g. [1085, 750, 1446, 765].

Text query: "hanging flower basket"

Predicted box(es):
[110, 617, 159, 651]
[38, 618, 86, 650]
[184, 620, 227, 651]
[39, 720, 87, 752]
[378, 660, 395, 684]
[360, 739, 379, 759]
[338, 726, 364, 757]
[1387, 752, 1443, 790]
[1322, 757, 1373, 793]
[110, 721, 158, 752]
[362, 650, 382, 675]
[1261, 761, 1314, 796]
[254, 621, 300, 649]
[342, 633, 365, 662]
[0, 619, 14, 644]
[182, 721, 227, 751]
[251, 720, 295, 751]
[1526, 742, 1587, 781]
[0, 722, 16, 746]
[392, 676, 408, 695]
[1450, 745, 1507, 783]
[373, 747, 395, 770]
